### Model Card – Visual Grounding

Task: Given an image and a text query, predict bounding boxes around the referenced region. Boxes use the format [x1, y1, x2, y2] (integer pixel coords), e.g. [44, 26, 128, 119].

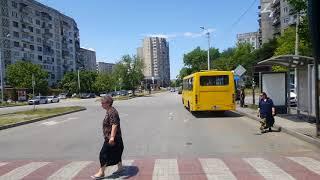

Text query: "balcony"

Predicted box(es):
[22, 28, 30, 33]
[44, 33, 54, 39]
[19, 3, 32, 15]
[273, 18, 281, 26]
[41, 12, 52, 21]
[272, 0, 280, 8]
[21, 37, 31, 43]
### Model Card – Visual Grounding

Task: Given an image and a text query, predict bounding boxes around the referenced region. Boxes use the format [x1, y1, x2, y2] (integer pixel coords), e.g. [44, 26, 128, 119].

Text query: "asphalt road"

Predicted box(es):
[0, 92, 319, 161]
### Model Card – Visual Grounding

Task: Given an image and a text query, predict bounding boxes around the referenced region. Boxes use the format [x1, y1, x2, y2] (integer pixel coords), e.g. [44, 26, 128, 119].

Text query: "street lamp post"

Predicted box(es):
[200, 26, 211, 70]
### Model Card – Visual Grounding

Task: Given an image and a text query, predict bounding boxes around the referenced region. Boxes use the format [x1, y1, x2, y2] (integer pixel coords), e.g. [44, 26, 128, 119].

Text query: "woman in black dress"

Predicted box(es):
[92, 96, 124, 179]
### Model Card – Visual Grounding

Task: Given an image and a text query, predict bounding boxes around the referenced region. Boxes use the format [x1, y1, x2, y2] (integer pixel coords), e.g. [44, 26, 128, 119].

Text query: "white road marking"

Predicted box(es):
[287, 157, 320, 175]
[0, 162, 49, 180]
[47, 161, 91, 180]
[199, 158, 236, 180]
[42, 121, 58, 126]
[104, 160, 134, 177]
[152, 159, 180, 180]
[183, 119, 189, 123]
[41, 117, 79, 126]
[244, 158, 295, 180]
[0, 162, 8, 167]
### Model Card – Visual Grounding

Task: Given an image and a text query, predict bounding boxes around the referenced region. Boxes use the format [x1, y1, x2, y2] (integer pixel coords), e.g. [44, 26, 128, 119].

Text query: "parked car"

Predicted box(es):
[58, 93, 67, 99]
[99, 93, 107, 97]
[87, 93, 96, 98]
[107, 92, 117, 97]
[290, 91, 297, 107]
[119, 90, 128, 96]
[170, 88, 175, 92]
[128, 90, 133, 95]
[28, 96, 48, 105]
[47, 96, 59, 103]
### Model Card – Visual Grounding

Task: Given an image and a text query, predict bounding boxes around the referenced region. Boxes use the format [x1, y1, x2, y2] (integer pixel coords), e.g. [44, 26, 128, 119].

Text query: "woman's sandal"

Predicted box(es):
[90, 175, 105, 179]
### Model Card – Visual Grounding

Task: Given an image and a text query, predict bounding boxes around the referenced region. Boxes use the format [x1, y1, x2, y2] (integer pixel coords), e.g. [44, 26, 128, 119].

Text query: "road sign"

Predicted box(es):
[234, 65, 247, 77]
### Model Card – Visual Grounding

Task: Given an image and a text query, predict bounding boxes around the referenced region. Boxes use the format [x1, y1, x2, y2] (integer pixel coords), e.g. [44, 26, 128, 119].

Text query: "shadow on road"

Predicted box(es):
[104, 166, 139, 179]
[191, 111, 243, 118]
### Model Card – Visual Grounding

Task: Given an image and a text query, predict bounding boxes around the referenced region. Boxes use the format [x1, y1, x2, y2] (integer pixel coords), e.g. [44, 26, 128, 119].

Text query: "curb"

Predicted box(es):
[0, 107, 86, 131]
[235, 110, 320, 148]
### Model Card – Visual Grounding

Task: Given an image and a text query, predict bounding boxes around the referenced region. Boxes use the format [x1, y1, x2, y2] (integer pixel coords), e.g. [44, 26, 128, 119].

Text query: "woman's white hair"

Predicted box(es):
[101, 95, 113, 105]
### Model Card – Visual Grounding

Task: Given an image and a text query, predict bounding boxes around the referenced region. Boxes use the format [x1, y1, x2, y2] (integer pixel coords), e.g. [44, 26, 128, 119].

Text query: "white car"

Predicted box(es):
[28, 96, 48, 105]
[47, 96, 60, 103]
[289, 91, 297, 106]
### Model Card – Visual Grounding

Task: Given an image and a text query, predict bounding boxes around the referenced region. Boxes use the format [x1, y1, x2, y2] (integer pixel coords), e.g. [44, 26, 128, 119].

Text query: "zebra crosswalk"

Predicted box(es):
[0, 156, 320, 180]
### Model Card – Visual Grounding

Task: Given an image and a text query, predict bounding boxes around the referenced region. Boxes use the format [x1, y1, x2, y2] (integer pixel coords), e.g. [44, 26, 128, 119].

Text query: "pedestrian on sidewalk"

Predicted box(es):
[92, 96, 124, 179]
[240, 87, 245, 107]
[257, 92, 276, 133]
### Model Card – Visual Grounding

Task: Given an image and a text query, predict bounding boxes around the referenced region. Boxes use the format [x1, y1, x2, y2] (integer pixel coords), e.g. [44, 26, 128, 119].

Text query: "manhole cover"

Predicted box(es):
[185, 142, 192, 146]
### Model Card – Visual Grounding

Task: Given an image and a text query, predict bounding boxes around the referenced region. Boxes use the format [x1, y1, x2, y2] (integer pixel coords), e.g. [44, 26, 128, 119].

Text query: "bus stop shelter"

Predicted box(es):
[258, 55, 317, 119]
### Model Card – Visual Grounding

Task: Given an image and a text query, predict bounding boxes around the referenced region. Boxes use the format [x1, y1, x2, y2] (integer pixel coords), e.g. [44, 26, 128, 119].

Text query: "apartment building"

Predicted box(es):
[0, 0, 80, 86]
[258, 0, 297, 45]
[79, 48, 96, 71]
[137, 37, 170, 87]
[237, 32, 260, 49]
[97, 62, 115, 74]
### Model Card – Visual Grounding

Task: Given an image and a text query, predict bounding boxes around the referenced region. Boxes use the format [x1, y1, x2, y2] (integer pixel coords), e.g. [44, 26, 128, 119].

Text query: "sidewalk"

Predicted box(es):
[236, 105, 320, 148]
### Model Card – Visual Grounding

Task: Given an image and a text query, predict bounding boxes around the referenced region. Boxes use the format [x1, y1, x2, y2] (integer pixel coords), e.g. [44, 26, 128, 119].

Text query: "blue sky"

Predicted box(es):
[39, 0, 259, 78]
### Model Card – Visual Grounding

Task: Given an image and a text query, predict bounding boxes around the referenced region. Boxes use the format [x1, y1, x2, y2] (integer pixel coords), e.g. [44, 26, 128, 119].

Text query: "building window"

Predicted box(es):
[30, 54, 34, 59]
[30, 45, 34, 50]
[28, 26, 33, 32]
[13, 51, 20, 57]
[48, 24, 53, 28]
[11, 11, 18, 18]
[36, 19, 40, 25]
[38, 55, 42, 61]
[38, 46, 42, 52]
[13, 31, 19, 38]
[23, 43, 27, 48]
[56, 42, 60, 49]
[13, 41, 20, 47]
[13, 21, 19, 28]
[35, 11, 40, 16]
[30, 36, 34, 42]
[12, 1, 18, 8]
[36, 28, 41, 34]
[22, 24, 26, 28]
[37, 37, 42, 43]
[69, 39, 73, 44]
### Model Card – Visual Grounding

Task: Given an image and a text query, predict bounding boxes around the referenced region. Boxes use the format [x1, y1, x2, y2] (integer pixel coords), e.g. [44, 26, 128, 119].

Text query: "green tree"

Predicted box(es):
[275, 27, 312, 56]
[183, 47, 220, 72]
[6, 61, 49, 95]
[113, 55, 144, 95]
[93, 73, 115, 93]
[60, 71, 98, 94]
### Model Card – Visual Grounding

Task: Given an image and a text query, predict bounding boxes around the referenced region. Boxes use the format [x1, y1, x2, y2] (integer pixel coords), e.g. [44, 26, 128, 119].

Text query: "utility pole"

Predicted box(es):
[295, 12, 300, 115]
[0, 51, 3, 104]
[200, 27, 211, 70]
[308, 0, 320, 137]
[32, 74, 35, 111]
[77, 69, 80, 94]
